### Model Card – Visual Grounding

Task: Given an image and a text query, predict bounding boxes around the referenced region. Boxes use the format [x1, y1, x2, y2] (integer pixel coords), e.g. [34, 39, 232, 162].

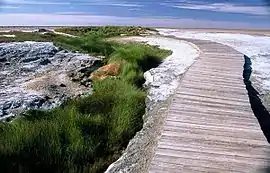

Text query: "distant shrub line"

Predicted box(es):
[54, 26, 157, 37]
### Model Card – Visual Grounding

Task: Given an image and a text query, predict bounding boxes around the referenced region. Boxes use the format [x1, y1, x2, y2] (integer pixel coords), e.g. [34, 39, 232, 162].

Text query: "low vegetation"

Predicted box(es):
[0, 31, 114, 57]
[0, 27, 171, 173]
[0, 31, 62, 43]
[54, 26, 157, 37]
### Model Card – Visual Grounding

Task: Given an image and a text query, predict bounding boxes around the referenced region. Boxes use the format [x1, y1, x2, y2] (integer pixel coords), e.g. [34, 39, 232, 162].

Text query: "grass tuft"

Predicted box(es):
[0, 27, 171, 173]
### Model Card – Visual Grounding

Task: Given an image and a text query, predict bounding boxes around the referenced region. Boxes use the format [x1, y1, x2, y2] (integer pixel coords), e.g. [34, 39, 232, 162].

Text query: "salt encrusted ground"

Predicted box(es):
[158, 29, 270, 112]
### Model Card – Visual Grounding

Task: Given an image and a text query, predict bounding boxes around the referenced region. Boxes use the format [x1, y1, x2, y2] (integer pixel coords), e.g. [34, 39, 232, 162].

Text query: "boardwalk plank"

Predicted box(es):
[149, 39, 269, 173]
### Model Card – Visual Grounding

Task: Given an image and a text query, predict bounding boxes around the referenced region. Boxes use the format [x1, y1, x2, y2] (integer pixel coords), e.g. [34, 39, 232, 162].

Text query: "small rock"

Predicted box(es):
[28, 97, 45, 108]
[59, 83, 66, 87]
[68, 72, 75, 78]
[38, 28, 49, 33]
[49, 84, 58, 90]
[61, 49, 68, 53]
[39, 58, 51, 65]
[3, 101, 12, 110]
[0, 57, 7, 63]
[44, 95, 52, 100]
[12, 100, 23, 109]
[80, 78, 91, 87]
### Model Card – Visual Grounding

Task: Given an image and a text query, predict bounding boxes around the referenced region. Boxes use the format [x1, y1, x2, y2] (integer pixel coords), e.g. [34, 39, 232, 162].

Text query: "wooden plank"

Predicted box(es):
[149, 39, 269, 173]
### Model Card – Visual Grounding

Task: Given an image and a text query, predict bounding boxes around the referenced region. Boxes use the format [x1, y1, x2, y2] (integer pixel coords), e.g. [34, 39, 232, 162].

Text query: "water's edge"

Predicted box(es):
[243, 55, 270, 143]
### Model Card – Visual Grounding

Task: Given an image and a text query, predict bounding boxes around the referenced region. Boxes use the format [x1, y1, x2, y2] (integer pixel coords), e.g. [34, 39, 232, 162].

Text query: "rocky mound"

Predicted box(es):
[0, 42, 101, 120]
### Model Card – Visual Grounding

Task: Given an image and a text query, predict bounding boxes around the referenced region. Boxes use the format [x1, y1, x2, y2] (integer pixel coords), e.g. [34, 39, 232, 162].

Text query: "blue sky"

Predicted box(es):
[0, 0, 270, 28]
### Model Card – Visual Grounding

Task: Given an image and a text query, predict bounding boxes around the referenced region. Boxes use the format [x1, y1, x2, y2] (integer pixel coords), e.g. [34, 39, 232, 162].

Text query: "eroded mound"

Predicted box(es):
[0, 42, 101, 120]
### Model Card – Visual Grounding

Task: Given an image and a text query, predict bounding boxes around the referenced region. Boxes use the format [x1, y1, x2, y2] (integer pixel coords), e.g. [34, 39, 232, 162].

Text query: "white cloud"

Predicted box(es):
[0, 5, 19, 9]
[3, 0, 143, 7]
[107, 3, 142, 7]
[77, 2, 143, 7]
[166, 2, 269, 15]
[128, 8, 141, 11]
[0, 13, 269, 29]
[4, 0, 71, 5]
[54, 12, 90, 15]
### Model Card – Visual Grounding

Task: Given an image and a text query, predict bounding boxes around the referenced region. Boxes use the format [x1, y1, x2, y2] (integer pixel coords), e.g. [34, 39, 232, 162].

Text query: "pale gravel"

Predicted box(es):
[0, 34, 16, 38]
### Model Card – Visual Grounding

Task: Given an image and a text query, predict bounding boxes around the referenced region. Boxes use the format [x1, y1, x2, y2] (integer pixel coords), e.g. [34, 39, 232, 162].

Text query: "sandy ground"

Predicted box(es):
[0, 26, 57, 32]
[53, 31, 77, 37]
[157, 28, 270, 36]
[0, 34, 16, 38]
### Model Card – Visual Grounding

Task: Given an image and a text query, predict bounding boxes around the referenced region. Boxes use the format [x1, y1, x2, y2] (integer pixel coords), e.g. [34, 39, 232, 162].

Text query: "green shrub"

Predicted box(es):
[54, 26, 157, 37]
[0, 31, 171, 173]
[55, 34, 115, 56]
[110, 43, 171, 86]
[0, 79, 145, 173]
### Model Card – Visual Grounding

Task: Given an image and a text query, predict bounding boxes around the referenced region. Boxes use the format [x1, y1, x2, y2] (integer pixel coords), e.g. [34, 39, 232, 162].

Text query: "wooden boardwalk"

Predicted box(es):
[149, 40, 270, 173]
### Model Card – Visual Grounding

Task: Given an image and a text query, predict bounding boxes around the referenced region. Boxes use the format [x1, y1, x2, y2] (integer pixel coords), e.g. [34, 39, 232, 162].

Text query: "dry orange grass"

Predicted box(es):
[90, 63, 121, 80]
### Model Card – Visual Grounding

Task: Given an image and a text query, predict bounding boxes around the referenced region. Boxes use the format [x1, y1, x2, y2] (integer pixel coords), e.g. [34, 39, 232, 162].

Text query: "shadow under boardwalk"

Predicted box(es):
[149, 39, 270, 173]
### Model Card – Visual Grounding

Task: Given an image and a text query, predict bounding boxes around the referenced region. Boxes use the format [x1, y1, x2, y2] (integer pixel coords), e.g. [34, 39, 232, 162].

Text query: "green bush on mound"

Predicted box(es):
[54, 26, 157, 37]
[0, 33, 171, 173]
